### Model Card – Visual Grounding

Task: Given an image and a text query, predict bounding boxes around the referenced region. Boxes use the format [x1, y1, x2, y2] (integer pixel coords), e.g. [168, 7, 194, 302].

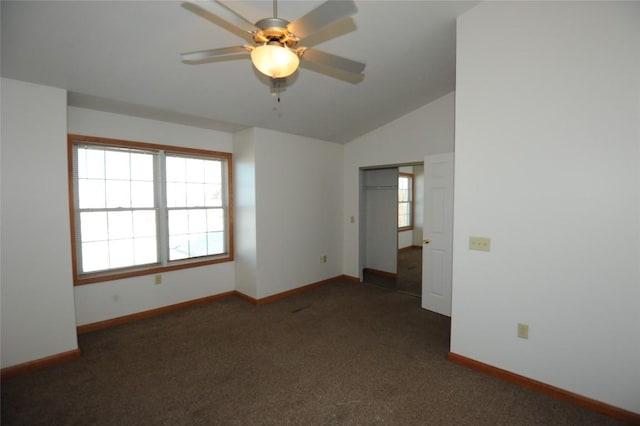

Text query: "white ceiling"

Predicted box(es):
[1, 1, 477, 144]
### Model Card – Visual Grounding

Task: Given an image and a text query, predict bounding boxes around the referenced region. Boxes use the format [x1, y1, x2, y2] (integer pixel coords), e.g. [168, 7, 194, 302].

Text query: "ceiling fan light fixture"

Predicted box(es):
[250, 44, 299, 79]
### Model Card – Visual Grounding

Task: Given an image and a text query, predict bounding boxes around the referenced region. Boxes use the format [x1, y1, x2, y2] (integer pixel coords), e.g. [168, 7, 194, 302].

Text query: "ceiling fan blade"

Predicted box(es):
[181, 46, 250, 64]
[181, 2, 255, 42]
[299, 48, 365, 75]
[287, 0, 357, 41]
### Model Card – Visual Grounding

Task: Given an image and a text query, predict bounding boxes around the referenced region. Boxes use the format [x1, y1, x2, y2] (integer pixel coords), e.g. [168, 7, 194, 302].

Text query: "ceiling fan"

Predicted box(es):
[180, 0, 366, 83]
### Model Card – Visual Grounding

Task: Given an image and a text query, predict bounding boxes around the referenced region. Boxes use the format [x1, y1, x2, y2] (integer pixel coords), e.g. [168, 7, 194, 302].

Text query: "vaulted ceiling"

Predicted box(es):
[1, 1, 477, 143]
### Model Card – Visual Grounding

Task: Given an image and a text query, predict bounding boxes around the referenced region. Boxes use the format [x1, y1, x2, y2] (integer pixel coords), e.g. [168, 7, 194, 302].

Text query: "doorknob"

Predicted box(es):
[423, 239, 431, 244]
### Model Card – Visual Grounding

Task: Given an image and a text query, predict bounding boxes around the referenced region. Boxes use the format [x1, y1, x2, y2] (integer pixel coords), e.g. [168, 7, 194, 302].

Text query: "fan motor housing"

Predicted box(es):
[254, 18, 298, 47]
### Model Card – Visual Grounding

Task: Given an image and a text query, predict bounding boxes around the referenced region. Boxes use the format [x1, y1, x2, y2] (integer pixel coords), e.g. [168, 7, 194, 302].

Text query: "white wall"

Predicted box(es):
[68, 107, 236, 326]
[343, 92, 455, 278]
[398, 231, 412, 250]
[1, 78, 78, 367]
[233, 128, 258, 299]
[452, 1, 640, 413]
[252, 128, 344, 298]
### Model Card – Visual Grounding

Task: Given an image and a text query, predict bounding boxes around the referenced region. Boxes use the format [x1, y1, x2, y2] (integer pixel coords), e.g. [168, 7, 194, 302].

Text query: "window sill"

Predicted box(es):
[74, 254, 233, 286]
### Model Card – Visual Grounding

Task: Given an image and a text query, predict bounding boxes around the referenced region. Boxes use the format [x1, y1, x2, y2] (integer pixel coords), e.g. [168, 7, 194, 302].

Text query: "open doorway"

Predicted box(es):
[360, 163, 424, 297]
[360, 155, 454, 317]
[361, 167, 398, 290]
[396, 165, 424, 297]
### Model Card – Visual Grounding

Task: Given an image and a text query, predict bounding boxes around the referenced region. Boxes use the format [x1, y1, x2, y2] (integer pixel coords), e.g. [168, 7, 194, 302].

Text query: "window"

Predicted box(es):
[68, 135, 233, 285]
[398, 173, 414, 230]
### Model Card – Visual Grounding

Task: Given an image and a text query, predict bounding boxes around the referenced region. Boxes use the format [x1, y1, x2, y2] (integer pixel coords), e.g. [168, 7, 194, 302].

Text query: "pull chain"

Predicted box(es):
[271, 78, 281, 103]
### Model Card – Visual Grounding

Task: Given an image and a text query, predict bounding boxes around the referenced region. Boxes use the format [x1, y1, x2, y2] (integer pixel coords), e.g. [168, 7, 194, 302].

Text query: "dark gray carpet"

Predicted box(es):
[396, 247, 422, 297]
[1, 280, 622, 425]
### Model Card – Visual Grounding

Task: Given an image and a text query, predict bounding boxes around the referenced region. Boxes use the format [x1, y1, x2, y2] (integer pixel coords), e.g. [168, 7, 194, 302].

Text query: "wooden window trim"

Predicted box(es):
[398, 172, 414, 231]
[67, 134, 234, 286]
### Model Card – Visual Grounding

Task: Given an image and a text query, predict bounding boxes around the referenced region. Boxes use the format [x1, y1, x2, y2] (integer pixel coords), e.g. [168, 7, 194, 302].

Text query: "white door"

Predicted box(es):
[422, 153, 454, 316]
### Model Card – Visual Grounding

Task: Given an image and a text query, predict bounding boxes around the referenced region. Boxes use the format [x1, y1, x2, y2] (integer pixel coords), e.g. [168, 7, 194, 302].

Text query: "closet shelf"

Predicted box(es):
[363, 185, 398, 190]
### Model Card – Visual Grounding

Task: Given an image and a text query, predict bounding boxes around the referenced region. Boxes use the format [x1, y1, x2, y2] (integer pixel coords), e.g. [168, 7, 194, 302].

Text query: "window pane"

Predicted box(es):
[167, 182, 186, 207]
[131, 181, 154, 208]
[166, 157, 186, 182]
[80, 211, 108, 242]
[189, 233, 208, 257]
[108, 211, 133, 240]
[133, 210, 156, 238]
[205, 184, 222, 207]
[106, 180, 131, 208]
[82, 241, 110, 272]
[185, 158, 205, 183]
[130, 153, 154, 181]
[399, 202, 410, 228]
[105, 151, 130, 180]
[207, 231, 224, 254]
[78, 148, 105, 179]
[79, 179, 105, 209]
[168, 208, 226, 260]
[169, 235, 189, 260]
[398, 189, 409, 202]
[207, 209, 224, 232]
[109, 239, 135, 268]
[188, 209, 207, 234]
[398, 177, 408, 190]
[168, 210, 189, 235]
[204, 161, 222, 184]
[134, 237, 157, 265]
[186, 183, 205, 207]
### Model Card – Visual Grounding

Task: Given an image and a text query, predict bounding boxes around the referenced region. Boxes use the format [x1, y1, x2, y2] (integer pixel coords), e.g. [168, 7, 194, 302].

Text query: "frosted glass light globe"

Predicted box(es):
[251, 44, 299, 78]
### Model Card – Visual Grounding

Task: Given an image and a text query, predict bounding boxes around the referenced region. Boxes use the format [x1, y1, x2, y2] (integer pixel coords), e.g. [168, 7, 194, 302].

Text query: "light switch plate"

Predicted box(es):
[517, 323, 529, 339]
[469, 236, 491, 252]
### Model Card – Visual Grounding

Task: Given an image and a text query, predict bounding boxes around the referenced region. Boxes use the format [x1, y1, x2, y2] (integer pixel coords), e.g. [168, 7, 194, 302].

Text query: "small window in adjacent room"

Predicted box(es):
[68, 135, 233, 285]
[398, 173, 414, 230]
